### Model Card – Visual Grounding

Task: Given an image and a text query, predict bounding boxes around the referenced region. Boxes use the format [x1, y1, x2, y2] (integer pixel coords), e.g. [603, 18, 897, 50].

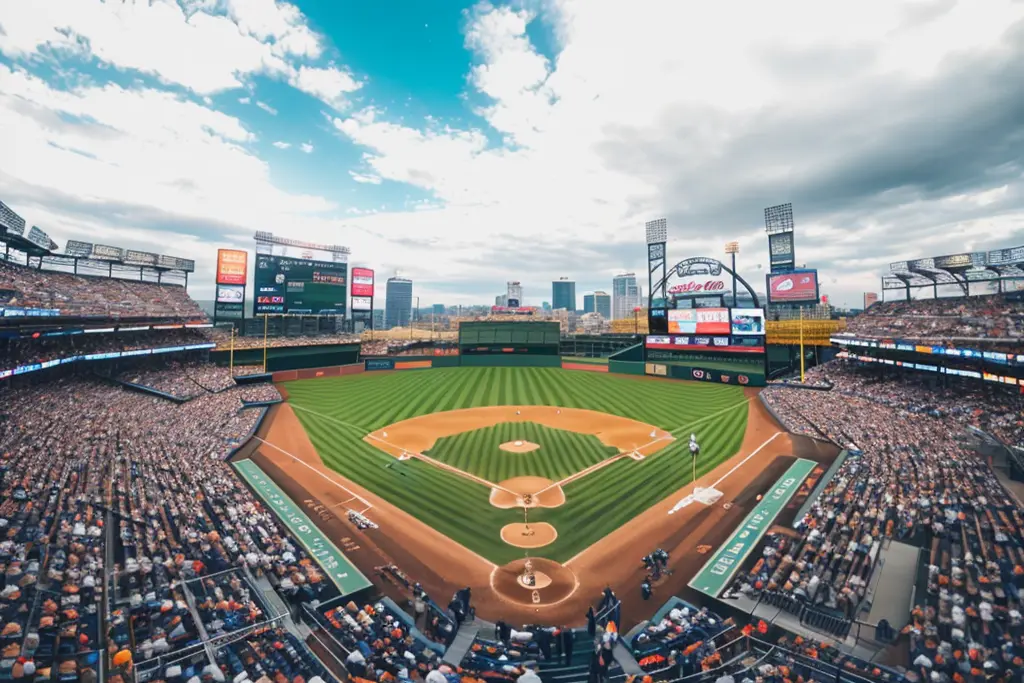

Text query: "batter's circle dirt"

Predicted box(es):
[490, 476, 565, 509]
[501, 522, 557, 548]
[499, 440, 540, 453]
[491, 558, 577, 608]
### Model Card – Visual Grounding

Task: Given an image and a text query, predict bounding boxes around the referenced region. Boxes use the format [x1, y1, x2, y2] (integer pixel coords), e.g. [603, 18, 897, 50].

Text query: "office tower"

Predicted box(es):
[612, 273, 641, 320]
[385, 277, 413, 328]
[552, 277, 576, 312]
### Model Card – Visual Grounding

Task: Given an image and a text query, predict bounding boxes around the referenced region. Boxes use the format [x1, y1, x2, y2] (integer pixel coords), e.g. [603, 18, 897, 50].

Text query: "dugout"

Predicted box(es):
[458, 321, 561, 367]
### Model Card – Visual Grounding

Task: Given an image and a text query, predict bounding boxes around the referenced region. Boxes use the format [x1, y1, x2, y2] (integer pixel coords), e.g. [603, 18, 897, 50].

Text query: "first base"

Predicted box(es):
[693, 487, 723, 505]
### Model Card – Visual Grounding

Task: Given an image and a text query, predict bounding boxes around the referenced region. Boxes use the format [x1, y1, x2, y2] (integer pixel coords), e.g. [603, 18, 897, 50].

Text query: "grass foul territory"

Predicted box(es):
[284, 367, 748, 565]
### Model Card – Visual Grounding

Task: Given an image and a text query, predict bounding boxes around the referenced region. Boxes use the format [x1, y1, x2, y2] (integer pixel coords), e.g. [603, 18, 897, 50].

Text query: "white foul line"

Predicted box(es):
[253, 436, 374, 512]
[666, 431, 784, 515]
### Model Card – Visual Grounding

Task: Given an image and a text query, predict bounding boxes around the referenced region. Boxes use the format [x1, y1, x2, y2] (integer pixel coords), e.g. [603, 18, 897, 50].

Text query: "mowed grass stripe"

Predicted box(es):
[425, 423, 618, 482]
[283, 367, 750, 563]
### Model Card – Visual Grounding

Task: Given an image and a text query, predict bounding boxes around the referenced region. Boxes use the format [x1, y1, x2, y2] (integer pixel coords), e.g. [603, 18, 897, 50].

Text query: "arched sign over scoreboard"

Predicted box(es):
[649, 256, 760, 334]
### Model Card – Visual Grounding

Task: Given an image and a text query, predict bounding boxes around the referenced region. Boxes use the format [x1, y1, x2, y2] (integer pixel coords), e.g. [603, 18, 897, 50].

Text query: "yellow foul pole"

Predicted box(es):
[799, 307, 805, 383]
[262, 314, 269, 373]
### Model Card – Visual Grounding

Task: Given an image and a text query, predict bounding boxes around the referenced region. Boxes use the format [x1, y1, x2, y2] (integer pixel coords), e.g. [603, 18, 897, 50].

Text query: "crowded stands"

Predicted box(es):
[846, 293, 1024, 342]
[1, 260, 205, 320]
[731, 359, 1024, 681]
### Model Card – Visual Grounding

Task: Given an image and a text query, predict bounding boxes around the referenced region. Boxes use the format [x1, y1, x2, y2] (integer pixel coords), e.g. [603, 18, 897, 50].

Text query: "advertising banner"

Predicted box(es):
[987, 246, 1024, 265]
[26, 226, 54, 250]
[668, 309, 697, 334]
[767, 271, 819, 303]
[91, 244, 124, 261]
[365, 358, 396, 371]
[124, 249, 159, 267]
[217, 249, 249, 285]
[730, 308, 765, 335]
[351, 296, 372, 311]
[864, 292, 878, 309]
[233, 460, 371, 596]
[216, 284, 245, 304]
[695, 308, 730, 334]
[159, 254, 196, 272]
[351, 267, 375, 296]
[65, 240, 93, 258]
[690, 458, 817, 596]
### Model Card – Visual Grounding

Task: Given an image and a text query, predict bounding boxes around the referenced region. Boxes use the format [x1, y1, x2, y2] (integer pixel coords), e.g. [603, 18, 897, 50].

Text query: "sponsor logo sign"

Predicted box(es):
[217, 249, 249, 285]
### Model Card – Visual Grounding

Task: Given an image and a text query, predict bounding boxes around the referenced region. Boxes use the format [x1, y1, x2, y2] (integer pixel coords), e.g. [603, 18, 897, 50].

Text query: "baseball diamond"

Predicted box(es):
[277, 367, 750, 565]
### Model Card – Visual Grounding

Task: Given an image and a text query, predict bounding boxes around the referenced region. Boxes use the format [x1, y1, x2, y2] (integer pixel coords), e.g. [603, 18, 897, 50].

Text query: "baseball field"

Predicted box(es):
[281, 366, 750, 566]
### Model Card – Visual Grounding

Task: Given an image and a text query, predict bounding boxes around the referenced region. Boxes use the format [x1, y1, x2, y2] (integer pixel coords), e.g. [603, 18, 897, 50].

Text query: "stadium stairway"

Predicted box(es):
[443, 618, 481, 665]
[537, 630, 616, 683]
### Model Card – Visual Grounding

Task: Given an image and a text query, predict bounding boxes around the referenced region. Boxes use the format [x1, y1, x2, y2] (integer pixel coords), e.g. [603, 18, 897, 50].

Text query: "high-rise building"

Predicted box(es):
[612, 273, 641, 320]
[541, 301, 551, 311]
[552, 277, 575, 312]
[384, 277, 413, 329]
[495, 294, 508, 307]
[432, 303, 446, 315]
[583, 291, 612, 318]
[506, 281, 523, 308]
[372, 309, 385, 329]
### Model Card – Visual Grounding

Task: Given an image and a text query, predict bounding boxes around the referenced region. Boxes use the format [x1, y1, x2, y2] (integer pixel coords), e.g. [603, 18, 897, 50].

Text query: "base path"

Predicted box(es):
[249, 387, 839, 628]
[364, 405, 673, 456]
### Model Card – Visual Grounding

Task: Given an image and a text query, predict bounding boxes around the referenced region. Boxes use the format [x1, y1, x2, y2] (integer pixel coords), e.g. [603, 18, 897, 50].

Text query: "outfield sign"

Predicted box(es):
[689, 458, 817, 598]
[365, 358, 395, 371]
[234, 459, 372, 596]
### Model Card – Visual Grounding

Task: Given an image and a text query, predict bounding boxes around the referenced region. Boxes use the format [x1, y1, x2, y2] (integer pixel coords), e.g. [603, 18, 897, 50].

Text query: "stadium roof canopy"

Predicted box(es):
[885, 247, 1024, 296]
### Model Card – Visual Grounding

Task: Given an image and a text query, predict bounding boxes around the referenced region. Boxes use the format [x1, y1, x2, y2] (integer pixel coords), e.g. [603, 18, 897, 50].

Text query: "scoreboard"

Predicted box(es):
[644, 306, 767, 379]
[254, 255, 348, 316]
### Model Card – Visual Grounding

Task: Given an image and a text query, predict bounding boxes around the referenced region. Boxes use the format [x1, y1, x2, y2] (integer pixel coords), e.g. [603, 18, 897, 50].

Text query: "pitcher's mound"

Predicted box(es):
[501, 522, 557, 548]
[490, 476, 565, 509]
[499, 440, 540, 453]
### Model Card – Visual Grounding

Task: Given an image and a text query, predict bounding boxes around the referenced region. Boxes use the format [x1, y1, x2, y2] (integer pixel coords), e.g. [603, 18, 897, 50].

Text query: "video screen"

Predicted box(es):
[254, 256, 348, 315]
[767, 270, 818, 303]
[647, 306, 766, 376]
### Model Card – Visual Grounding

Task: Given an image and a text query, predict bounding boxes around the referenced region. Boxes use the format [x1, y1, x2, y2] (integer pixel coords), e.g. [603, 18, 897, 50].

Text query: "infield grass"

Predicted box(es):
[425, 422, 619, 482]
[284, 367, 749, 565]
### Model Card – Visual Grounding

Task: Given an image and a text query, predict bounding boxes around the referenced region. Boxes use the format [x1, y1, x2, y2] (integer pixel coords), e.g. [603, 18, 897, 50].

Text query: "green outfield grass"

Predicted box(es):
[425, 422, 619, 482]
[283, 367, 749, 564]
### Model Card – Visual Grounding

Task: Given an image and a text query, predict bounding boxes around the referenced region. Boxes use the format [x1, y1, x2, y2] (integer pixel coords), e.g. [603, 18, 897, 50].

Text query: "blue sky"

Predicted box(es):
[1, 0, 1023, 309]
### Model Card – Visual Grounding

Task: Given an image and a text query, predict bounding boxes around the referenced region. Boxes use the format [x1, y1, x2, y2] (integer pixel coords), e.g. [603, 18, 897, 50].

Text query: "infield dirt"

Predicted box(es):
[246, 384, 838, 628]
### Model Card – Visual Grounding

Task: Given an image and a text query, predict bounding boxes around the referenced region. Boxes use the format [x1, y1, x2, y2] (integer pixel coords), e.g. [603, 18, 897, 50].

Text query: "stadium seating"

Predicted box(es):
[0, 260, 205, 319]
[846, 293, 1024, 342]
[736, 360, 1024, 681]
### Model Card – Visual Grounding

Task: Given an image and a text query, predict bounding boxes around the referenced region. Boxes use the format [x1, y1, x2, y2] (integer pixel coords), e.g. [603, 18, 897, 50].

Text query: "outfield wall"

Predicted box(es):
[271, 363, 364, 383]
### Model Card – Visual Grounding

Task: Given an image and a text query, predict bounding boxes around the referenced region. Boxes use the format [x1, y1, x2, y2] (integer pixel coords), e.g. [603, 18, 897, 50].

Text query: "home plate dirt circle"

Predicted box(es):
[499, 440, 540, 453]
[490, 558, 577, 608]
[490, 476, 565, 509]
[501, 522, 557, 548]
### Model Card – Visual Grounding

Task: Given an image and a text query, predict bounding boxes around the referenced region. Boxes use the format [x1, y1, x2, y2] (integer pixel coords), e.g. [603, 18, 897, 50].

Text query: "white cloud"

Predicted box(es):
[0, 0, 292, 94]
[3, 0, 1024, 308]
[349, 171, 383, 185]
[289, 64, 363, 109]
[272, 141, 291, 149]
[256, 100, 278, 115]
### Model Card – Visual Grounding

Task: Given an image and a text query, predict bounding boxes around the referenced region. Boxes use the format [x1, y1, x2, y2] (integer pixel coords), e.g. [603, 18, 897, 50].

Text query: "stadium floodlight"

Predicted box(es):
[764, 203, 794, 235]
[645, 218, 667, 245]
[724, 241, 740, 254]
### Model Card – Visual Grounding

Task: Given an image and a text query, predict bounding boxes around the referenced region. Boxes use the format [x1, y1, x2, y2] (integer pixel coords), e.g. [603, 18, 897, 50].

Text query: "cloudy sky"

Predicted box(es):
[1, 0, 1023, 310]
